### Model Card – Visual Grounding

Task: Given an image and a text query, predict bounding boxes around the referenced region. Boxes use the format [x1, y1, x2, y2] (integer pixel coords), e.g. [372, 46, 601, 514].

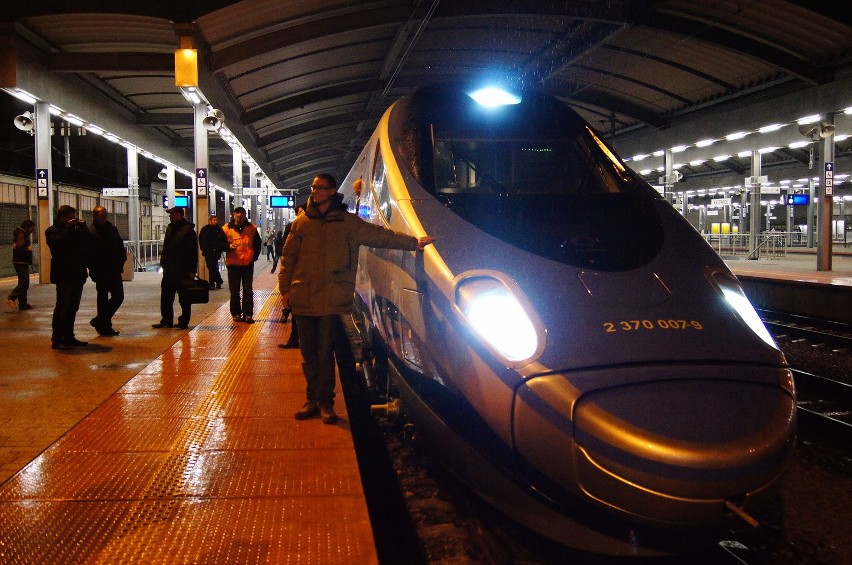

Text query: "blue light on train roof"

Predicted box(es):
[468, 87, 522, 107]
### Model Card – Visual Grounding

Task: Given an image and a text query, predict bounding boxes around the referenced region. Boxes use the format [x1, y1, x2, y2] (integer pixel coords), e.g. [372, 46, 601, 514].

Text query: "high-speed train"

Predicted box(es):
[338, 84, 795, 555]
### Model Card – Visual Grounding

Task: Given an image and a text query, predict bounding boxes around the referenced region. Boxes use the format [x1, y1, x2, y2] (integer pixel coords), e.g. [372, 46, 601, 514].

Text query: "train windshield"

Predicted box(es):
[428, 124, 663, 270]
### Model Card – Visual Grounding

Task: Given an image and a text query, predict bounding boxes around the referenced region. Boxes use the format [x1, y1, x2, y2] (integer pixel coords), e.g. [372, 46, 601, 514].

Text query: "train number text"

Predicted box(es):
[603, 319, 703, 333]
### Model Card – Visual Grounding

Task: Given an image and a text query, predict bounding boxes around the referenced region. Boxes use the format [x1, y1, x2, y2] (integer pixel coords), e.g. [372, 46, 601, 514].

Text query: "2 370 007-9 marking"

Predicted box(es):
[604, 319, 704, 333]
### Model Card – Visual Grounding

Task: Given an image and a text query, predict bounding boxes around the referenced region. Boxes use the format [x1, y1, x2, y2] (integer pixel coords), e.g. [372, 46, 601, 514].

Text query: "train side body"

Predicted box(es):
[340, 86, 795, 555]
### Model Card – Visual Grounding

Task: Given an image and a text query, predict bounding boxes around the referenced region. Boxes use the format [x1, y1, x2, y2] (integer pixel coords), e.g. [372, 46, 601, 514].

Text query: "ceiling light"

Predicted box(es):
[713, 154, 731, 161]
[468, 87, 522, 107]
[788, 141, 810, 148]
[797, 114, 820, 125]
[695, 139, 715, 147]
[758, 123, 783, 133]
[726, 131, 748, 140]
[670, 145, 688, 152]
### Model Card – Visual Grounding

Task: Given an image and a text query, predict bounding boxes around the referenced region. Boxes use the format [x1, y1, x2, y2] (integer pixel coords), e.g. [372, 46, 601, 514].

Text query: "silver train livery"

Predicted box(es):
[338, 85, 795, 556]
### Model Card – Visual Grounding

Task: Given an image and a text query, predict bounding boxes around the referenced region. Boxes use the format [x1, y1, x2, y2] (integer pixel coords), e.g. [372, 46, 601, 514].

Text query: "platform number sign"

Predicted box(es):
[824, 162, 833, 196]
[196, 167, 208, 197]
[36, 169, 49, 199]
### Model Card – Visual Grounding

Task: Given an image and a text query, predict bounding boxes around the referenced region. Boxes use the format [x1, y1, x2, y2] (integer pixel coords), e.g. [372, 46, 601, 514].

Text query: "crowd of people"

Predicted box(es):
[6, 172, 435, 424]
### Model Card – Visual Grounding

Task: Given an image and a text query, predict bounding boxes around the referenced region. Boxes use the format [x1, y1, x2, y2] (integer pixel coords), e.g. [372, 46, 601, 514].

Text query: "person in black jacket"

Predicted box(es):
[88, 206, 126, 336]
[153, 207, 198, 329]
[46, 205, 91, 349]
[5, 219, 36, 311]
[198, 214, 227, 289]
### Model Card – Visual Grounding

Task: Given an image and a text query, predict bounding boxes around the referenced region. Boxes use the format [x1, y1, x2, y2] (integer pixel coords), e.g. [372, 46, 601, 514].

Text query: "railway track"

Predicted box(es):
[791, 368, 852, 441]
[760, 309, 852, 351]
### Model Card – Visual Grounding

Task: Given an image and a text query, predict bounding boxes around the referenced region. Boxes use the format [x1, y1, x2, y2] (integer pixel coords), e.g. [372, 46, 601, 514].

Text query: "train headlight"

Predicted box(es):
[712, 273, 778, 349]
[454, 273, 545, 366]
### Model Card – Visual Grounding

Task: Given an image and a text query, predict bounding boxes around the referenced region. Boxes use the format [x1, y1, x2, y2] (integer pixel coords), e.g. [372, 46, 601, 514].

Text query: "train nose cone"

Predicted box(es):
[572, 378, 796, 525]
[514, 368, 796, 527]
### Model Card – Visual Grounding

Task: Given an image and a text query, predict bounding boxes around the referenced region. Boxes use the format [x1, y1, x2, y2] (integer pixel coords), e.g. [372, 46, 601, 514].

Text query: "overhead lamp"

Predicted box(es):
[64, 114, 84, 127]
[13, 111, 34, 135]
[202, 109, 224, 132]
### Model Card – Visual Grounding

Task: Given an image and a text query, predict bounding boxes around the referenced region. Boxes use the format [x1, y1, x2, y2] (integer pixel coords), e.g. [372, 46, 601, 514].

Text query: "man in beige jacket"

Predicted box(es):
[278, 173, 434, 424]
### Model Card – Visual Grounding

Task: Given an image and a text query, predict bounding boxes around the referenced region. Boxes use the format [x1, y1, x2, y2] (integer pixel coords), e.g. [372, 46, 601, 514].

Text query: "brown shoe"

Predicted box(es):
[294, 401, 319, 420]
[320, 404, 338, 425]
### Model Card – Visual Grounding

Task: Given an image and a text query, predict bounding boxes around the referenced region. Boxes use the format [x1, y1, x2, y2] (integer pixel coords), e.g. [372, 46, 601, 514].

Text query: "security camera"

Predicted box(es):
[254, 170, 264, 178]
[158, 168, 168, 180]
[14, 112, 35, 135]
[202, 109, 224, 132]
[799, 121, 835, 141]
[798, 124, 819, 140]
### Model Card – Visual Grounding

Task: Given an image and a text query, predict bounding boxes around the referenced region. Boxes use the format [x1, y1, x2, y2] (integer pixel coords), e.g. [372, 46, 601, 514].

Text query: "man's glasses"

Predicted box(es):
[310, 185, 335, 190]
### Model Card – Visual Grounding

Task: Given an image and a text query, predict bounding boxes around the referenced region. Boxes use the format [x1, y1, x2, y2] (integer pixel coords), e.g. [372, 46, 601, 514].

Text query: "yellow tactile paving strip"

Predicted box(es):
[0, 272, 378, 564]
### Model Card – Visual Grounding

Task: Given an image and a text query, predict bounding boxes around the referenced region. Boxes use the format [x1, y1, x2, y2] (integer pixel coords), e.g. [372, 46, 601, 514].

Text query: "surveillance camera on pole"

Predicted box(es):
[798, 121, 835, 141]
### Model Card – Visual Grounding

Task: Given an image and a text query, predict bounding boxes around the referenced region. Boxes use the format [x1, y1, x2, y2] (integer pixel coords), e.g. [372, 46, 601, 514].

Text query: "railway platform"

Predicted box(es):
[725, 250, 852, 323]
[0, 267, 378, 564]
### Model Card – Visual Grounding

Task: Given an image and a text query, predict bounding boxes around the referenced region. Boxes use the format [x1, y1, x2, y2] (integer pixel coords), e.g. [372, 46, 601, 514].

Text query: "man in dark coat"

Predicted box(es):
[153, 207, 198, 329]
[5, 218, 36, 310]
[46, 205, 91, 349]
[198, 214, 227, 289]
[88, 206, 126, 336]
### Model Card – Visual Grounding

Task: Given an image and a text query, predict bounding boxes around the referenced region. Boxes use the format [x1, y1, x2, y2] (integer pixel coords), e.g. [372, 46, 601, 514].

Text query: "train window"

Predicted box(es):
[371, 145, 393, 224]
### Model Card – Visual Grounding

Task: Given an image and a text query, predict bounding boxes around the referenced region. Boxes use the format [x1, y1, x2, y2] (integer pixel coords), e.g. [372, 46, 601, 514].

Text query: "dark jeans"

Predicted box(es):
[204, 254, 223, 287]
[52, 280, 85, 342]
[94, 274, 124, 328]
[295, 315, 337, 406]
[8, 263, 31, 305]
[227, 264, 254, 317]
[160, 273, 192, 326]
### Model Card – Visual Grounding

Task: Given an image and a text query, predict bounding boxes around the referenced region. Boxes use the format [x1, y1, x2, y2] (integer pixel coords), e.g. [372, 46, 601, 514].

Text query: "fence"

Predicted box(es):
[703, 232, 790, 259]
[125, 240, 163, 271]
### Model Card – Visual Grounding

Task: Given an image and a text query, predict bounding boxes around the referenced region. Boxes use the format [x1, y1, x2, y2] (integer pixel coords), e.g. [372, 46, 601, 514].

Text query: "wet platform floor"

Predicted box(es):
[0, 268, 378, 564]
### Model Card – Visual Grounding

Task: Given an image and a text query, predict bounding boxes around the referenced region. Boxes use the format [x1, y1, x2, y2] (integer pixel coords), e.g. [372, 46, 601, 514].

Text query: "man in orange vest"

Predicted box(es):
[222, 206, 262, 324]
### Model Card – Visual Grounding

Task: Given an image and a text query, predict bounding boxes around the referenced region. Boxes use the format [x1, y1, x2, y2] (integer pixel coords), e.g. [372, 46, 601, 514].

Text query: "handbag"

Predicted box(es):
[179, 276, 210, 304]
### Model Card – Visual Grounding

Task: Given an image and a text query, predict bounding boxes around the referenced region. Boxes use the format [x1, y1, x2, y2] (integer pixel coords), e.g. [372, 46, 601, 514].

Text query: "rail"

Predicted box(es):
[703, 232, 789, 259]
[124, 240, 162, 271]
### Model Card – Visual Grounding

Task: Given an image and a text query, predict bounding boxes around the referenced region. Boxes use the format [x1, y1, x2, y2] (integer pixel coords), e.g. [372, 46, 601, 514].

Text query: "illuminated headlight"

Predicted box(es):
[712, 273, 778, 349]
[455, 274, 543, 365]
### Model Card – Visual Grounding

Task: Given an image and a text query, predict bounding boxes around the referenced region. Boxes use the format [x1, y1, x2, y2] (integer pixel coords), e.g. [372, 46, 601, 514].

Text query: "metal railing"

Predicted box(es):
[703, 232, 789, 259]
[125, 240, 163, 271]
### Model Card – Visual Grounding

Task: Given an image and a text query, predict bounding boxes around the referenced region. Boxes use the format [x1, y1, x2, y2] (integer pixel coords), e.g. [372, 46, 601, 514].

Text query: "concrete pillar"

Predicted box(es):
[748, 150, 761, 259]
[35, 100, 52, 284]
[194, 101, 209, 281]
[817, 113, 835, 271]
[126, 144, 140, 267]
